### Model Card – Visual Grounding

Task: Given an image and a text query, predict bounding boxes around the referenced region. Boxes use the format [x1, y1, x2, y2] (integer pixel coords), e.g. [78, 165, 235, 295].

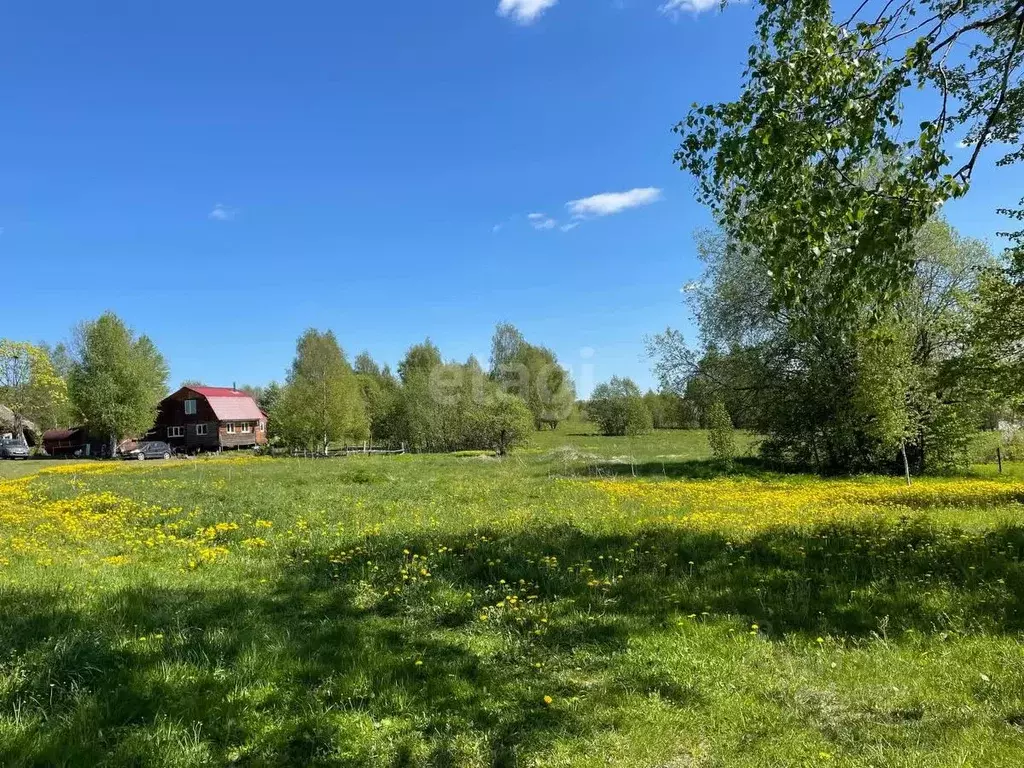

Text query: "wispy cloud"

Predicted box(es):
[518, 187, 662, 234]
[567, 187, 663, 218]
[208, 203, 238, 222]
[497, 0, 558, 25]
[528, 212, 558, 230]
[660, 0, 721, 14]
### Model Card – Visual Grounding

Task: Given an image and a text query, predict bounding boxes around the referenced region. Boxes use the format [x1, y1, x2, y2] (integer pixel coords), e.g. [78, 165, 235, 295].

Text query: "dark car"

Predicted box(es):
[123, 441, 173, 460]
[0, 437, 30, 459]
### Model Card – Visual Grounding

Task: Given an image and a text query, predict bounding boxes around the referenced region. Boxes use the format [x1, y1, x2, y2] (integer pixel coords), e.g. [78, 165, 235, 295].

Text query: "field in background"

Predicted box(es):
[1, 427, 1023, 766]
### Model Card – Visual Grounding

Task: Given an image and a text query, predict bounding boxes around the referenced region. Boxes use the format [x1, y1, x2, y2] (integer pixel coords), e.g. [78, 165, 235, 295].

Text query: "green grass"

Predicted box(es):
[1, 427, 1023, 766]
[0, 459, 63, 481]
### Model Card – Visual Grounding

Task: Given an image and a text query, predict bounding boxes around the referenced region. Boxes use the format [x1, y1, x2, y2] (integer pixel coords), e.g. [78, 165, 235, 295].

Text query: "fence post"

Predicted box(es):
[997, 446, 1003, 474]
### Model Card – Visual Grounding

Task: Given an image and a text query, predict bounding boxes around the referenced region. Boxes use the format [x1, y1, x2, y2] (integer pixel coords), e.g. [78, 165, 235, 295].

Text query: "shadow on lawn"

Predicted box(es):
[571, 456, 781, 480]
[3, 518, 1024, 765]
[0, 579, 586, 767]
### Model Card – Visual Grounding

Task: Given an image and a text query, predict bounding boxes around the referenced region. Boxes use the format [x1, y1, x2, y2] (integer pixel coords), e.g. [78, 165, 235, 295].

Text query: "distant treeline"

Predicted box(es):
[249, 323, 577, 455]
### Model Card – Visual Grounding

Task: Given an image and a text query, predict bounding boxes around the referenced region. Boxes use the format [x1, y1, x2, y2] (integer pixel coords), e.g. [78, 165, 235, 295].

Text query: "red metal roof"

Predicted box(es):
[188, 386, 251, 398]
[183, 386, 265, 422]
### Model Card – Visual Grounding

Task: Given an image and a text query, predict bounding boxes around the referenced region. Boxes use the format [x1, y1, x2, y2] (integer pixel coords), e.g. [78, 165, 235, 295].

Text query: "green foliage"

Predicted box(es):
[850, 325, 914, 466]
[274, 330, 368, 451]
[488, 322, 526, 374]
[490, 323, 576, 429]
[394, 342, 534, 454]
[587, 377, 653, 437]
[353, 350, 382, 378]
[676, 0, 1024, 315]
[0, 340, 71, 433]
[642, 390, 691, 429]
[67, 313, 168, 450]
[959, 267, 1024, 411]
[397, 339, 442, 384]
[706, 400, 736, 465]
[477, 390, 534, 455]
[251, 382, 283, 441]
[653, 221, 998, 474]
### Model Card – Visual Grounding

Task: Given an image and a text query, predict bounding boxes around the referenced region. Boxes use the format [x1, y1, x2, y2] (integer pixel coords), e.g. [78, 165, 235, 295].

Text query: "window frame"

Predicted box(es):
[184, 399, 197, 416]
[167, 426, 184, 439]
[241, 423, 252, 434]
[195, 424, 208, 437]
[225, 422, 235, 434]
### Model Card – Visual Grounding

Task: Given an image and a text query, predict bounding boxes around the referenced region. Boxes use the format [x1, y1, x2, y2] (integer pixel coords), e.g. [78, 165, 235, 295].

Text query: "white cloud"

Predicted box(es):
[660, 0, 721, 14]
[528, 212, 557, 230]
[208, 203, 238, 221]
[560, 221, 580, 232]
[566, 187, 663, 218]
[497, 0, 558, 25]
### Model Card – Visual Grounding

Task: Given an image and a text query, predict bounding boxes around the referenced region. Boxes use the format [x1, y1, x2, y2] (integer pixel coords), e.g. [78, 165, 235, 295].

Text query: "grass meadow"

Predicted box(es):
[1, 427, 1024, 766]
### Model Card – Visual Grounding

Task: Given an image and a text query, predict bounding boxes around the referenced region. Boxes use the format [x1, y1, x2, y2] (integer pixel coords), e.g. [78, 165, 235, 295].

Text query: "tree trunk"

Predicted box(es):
[901, 440, 912, 486]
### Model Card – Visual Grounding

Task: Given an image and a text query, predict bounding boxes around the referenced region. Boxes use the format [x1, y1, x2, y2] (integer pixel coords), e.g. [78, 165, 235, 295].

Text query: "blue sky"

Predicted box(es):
[1, 0, 1018, 396]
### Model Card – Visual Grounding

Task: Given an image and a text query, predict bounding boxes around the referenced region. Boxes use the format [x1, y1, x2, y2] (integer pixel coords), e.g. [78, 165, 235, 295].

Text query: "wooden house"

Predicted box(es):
[150, 386, 268, 453]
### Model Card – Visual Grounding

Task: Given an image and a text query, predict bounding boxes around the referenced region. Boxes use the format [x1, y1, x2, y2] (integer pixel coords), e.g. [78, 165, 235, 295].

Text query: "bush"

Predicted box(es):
[587, 377, 653, 437]
[707, 400, 736, 465]
[478, 391, 534, 456]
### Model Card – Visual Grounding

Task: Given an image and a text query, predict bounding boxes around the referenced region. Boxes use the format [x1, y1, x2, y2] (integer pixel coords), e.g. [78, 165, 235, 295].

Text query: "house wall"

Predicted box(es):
[218, 421, 268, 449]
[151, 390, 222, 451]
[152, 389, 268, 451]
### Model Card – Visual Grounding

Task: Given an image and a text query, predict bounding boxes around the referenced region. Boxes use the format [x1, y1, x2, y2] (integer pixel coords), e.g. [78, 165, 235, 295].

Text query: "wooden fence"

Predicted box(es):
[269, 442, 407, 459]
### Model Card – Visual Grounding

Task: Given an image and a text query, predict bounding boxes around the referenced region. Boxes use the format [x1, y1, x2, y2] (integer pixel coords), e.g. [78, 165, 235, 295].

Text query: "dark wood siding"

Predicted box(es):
[151, 389, 222, 451]
[152, 388, 269, 451]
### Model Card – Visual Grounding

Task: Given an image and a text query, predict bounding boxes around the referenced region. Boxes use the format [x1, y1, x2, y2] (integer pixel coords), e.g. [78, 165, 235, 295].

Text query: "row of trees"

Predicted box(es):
[232, 324, 579, 455]
[1, 314, 168, 454]
[581, 378, 732, 436]
[1, 317, 580, 457]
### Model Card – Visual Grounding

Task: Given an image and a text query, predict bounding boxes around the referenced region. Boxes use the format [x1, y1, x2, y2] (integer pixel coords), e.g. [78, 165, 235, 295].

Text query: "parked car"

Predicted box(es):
[123, 441, 173, 461]
[0, 437, 30, 460]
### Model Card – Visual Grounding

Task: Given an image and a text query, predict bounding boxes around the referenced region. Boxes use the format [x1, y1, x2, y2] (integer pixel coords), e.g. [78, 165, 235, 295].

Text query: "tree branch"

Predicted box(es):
[954, 10, 1024, 182]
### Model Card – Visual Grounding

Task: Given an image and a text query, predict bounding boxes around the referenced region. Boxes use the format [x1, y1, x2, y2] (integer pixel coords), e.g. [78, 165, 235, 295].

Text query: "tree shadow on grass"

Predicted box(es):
[2, 518, 1024, 765]
[569, 456, 782, 480]
[0, 576, 598, 767]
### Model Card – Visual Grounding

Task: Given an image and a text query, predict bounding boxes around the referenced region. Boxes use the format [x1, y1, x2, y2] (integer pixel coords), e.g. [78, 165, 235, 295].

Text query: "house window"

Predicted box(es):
[240, 423, 252, 434]
[257, 421, 265, 432]
[195, 424, 208, 436]
[167, 426, 184, 438]
[184, 399, 197, 415]
[226, 423, 235, 434]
